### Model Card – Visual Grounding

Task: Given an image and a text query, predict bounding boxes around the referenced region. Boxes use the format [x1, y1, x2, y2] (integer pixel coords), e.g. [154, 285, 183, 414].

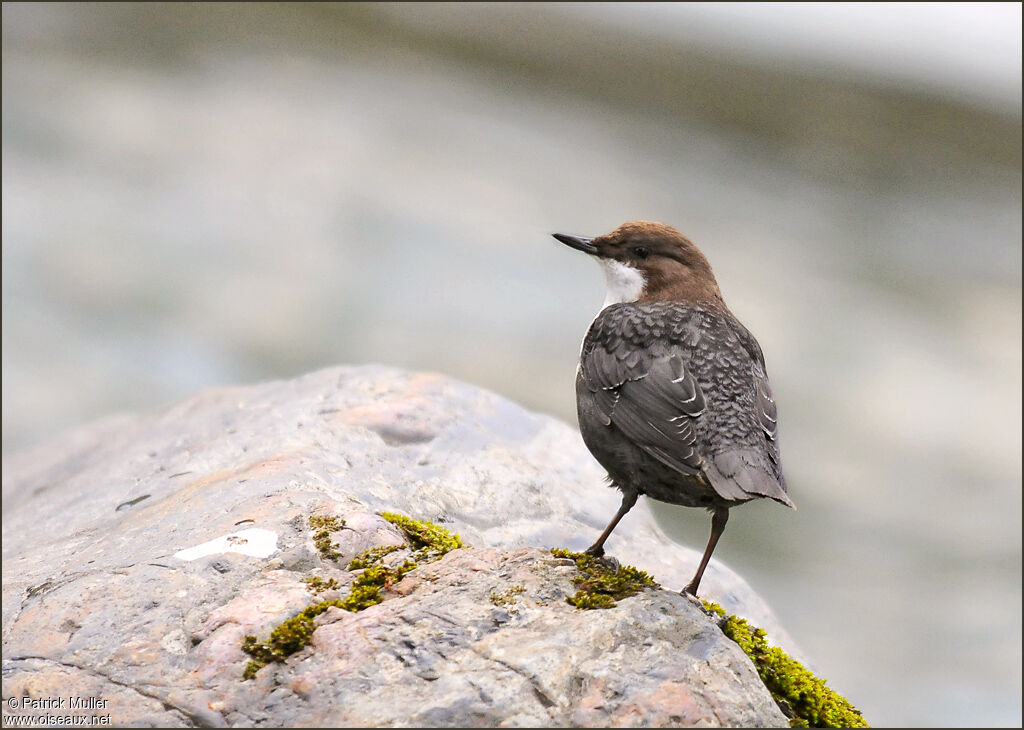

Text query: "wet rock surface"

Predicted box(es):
[2, 365, 790, 726]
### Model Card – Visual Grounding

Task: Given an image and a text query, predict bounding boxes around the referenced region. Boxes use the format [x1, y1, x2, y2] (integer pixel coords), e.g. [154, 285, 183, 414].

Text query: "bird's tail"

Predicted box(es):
[704, 450, 795, 508]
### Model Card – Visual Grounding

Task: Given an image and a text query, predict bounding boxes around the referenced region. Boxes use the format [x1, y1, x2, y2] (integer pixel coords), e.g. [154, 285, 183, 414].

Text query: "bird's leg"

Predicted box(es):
[584, 491, 639, 557]
[683, 507, 729, 596]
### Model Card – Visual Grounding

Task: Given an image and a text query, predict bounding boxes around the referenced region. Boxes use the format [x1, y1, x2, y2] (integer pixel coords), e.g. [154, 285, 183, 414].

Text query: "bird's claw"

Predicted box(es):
[680, 589, 705, 610]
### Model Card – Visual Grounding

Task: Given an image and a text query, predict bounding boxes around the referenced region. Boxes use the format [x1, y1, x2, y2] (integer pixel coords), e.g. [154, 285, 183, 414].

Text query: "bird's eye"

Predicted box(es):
[632, 246, 650, 259]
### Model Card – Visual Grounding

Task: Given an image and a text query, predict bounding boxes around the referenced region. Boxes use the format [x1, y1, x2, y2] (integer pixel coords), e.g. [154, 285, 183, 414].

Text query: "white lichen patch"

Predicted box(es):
[174, 528, 279, 561]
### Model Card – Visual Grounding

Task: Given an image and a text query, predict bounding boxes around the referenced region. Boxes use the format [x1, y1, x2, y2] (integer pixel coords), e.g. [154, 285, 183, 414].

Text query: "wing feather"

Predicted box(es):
[582, 327, 707, 475]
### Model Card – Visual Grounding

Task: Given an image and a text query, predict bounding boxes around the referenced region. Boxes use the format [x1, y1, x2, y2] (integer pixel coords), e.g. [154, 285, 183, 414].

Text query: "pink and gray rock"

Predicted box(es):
[2, 365, 790, 727]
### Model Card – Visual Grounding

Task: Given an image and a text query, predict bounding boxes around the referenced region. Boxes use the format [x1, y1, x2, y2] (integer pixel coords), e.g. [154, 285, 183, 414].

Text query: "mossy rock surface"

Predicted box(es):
[704, 601, 869, 728]
[242, 512, 462, 678]
[381, 511, 464, 560]
[309, 514, 345, 561]
[551, 548, 659, 609]
[1, 364, 819, 727]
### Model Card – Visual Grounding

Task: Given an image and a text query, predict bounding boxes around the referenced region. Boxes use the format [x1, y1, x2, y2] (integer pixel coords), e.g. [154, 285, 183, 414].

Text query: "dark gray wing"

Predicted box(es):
[581, 308, 707, 476]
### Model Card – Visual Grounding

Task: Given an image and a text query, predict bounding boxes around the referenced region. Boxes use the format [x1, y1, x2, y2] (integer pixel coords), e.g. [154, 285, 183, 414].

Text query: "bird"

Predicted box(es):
[553, 220, 793, 596]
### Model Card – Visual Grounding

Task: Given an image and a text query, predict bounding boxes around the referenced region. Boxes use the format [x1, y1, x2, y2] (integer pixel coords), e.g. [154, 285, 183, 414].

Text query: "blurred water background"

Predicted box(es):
[2, 3, 1020, 726]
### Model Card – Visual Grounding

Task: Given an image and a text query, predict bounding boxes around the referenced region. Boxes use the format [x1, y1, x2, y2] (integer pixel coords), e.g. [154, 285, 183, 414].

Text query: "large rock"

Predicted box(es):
[2, 365, 791, 727]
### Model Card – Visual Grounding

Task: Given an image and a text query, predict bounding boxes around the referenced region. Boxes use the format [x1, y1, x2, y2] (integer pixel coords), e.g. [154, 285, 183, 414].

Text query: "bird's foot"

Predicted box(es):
[592, 554, 620, 572]
[680, 588, 705, 610]
[583, 544, 620, 571]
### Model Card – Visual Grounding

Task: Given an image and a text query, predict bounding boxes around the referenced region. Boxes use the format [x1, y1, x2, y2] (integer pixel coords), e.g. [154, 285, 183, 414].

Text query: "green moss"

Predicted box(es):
[490, 585, 526, 606]
[242, 564, 408, 676]
[551, 548, 658, 609]
[241, 598, 343, 675]
[347, 544, 402, 570]
[381, 512, 463, 561]
[302, 576, 342, 593]
[242, 512, 464, 679]
[702, 601, 869, 728]
[309, 514, 345, 561]
[338, 564, 389, 610]
[242, 660, 265, 680]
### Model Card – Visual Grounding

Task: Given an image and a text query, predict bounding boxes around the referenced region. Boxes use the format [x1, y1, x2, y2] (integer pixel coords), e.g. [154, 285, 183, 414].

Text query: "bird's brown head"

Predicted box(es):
[553, 220, 723, 306]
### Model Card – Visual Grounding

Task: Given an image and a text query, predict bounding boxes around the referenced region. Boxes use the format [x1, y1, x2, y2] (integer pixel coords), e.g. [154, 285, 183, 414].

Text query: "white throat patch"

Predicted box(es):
[599, 259, 646, 309]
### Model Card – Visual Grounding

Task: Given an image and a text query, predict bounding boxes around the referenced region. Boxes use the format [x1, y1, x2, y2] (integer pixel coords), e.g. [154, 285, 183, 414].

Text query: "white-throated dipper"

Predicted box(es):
[554, 220, 793, 596]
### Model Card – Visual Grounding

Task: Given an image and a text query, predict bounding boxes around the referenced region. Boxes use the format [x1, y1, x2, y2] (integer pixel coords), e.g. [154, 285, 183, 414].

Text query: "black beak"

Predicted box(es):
[553, 233, 598, 255]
